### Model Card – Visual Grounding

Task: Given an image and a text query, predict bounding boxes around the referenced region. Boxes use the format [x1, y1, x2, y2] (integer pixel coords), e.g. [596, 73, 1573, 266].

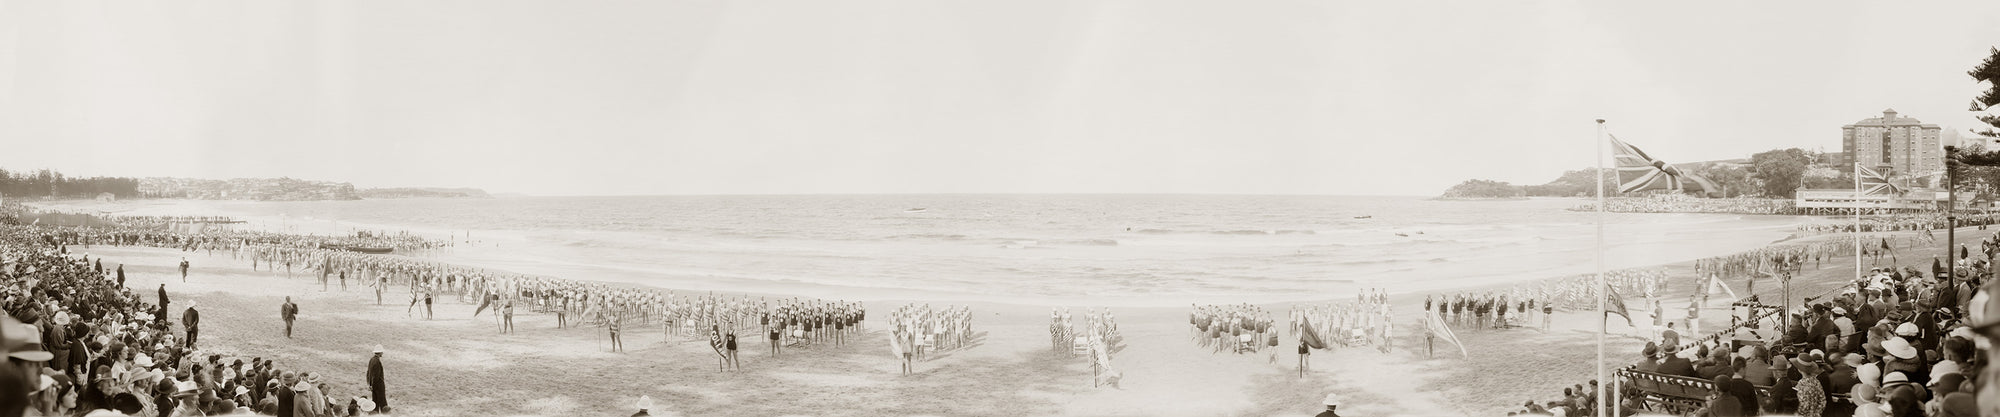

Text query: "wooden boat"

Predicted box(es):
[1353, 215, 1372, 219]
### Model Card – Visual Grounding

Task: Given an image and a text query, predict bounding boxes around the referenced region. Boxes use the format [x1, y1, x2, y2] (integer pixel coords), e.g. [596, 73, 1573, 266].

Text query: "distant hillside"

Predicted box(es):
[359, 187, 491, 199]
[139, 177, 359, 201]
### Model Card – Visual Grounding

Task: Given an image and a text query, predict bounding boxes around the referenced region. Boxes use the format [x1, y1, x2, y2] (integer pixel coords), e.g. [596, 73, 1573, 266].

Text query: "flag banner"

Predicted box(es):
[1856, 165, 1902, 195]
[1424, 310, 1469, 359]
[710, 328, 727, 359]
[1605, 284, 1634, 327]
[889, 333, 904, 359]
[1609, 134, 1716, 195]
[1299, 317, 1327, 350]
[473, 294, 494, 317]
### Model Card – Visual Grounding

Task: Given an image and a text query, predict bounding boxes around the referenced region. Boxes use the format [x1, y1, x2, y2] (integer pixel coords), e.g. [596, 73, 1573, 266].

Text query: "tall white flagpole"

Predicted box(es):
[1855, 162, 1862, 281]
[1594, 119, 1608, 417]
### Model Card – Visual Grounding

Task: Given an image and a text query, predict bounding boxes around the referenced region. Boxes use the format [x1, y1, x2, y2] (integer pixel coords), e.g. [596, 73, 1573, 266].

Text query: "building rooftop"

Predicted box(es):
[1846, 108, 1939, 127]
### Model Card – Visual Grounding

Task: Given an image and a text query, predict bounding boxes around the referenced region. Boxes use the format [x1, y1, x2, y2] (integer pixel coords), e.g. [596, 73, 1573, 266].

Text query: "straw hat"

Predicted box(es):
[133, 354, 154, 368]
[373, 345, 384, 354]
[635, 395, 654, 410]
[1322, 392, 1341, 406]
[1895, 322, 1918, 337]
[171, 380, 199, 399]
[2, 319, 54, 362]
[1882, 337, 1918, 360]
[356, 397, 377, 412]
[292, 381, 311, 392]
[187, 300, 197, 309]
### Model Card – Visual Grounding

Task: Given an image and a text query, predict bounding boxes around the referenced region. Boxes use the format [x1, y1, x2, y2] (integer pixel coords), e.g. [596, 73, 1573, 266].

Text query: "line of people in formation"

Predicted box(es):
[1424, 269, 1667, 334]
[1795, 214, 2000, 234]
[2, 227, 391, 416]
[1049, 307, 1122, 387]
[1289, 288, 1396, 354]
[26, 216, 877, 370]
[1612, 265, 1988, 417]
[1576, 196, 1798, 215]
[1692, 237, 1924, 283]
[1190, 304, 1278, 355]
[888, 304, 972, 375]
[35, 220, 449, 255]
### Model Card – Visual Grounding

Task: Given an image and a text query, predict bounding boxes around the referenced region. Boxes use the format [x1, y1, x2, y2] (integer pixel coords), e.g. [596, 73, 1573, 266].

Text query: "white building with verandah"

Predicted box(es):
[1793, 188, 1970, 214]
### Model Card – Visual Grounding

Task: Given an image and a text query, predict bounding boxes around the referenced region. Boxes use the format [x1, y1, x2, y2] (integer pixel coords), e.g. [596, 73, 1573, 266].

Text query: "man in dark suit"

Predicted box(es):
[276, 372, 298, 417]
[281, 297, 299, 338]
[183, 301, 200, 349]
[1657, 346, 1698, 378]
[157, 284, 170, 325]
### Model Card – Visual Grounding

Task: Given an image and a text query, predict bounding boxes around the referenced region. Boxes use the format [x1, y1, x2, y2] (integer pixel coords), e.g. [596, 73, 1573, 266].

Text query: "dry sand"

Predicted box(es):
[70, 225, 1992, 417]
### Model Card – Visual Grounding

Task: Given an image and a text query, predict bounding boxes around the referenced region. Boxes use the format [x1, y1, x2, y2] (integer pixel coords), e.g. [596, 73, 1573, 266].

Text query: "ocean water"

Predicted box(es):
[133, 195, 1807, 306]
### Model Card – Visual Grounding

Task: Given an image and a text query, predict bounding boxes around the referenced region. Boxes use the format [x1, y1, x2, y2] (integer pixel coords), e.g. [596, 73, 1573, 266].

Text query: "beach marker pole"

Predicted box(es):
[1594, 119, 1608, 417]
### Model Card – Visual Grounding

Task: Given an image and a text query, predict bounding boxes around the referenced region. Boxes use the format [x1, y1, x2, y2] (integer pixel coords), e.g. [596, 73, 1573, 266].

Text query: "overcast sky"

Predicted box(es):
[4, 1, 1999, 196]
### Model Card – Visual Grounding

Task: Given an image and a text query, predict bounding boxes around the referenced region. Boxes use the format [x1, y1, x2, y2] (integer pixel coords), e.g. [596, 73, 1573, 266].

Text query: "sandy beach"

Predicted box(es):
[67, 220, 1990, 417]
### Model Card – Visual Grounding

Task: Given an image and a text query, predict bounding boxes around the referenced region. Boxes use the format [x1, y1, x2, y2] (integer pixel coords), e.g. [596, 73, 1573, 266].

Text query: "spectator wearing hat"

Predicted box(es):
[1790, 356, 1826, 417]
[1657, 344, 1697, 378]
[275, 372, 298, 417]
[1879, 337, 1925, 385]
[632, 395, 654, 417]
[1700, 375, 1743, 417]
[1635, 342, 1660, 373]
[1764, 358, 1796, 414]
[1314, 392, 1341, 417]
[165, 380, 202, 417]
[47, 312, 72, 373]
[367, 345, 387, 414]
[1827, 353, 1862, 395]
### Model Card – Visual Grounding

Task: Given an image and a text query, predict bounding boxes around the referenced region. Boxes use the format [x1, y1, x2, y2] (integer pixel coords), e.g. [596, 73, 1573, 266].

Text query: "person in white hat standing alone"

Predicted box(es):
[367, 345, 387, 414]
[1315, 392, 1341, 417]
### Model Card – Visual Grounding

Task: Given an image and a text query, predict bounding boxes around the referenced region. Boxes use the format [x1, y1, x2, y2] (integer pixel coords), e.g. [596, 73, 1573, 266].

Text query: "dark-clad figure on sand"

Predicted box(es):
[368, 345, 388, 414]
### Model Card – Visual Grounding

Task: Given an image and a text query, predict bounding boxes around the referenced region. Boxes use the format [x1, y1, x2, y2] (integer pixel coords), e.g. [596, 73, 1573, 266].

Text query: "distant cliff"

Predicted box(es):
[358, 187, 491, 199]
[139, 177, 360, 201]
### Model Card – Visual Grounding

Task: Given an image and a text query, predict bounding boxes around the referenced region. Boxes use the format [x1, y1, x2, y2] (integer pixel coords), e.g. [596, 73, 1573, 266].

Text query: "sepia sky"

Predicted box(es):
[3, 1, 1999, 196]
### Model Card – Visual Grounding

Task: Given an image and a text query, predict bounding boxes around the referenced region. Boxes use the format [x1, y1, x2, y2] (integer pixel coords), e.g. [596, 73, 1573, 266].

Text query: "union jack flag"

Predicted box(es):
[1609, 134, 1717, 195]
[1855, 164, 1902, 195]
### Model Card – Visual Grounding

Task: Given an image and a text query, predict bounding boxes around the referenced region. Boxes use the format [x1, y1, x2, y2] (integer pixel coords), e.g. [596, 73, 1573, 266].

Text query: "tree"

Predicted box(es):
[1750, 148, 1811, 198]
[1440, 179, 1525, 199]
[1692, 164, 1756, 197]
[1520, 168, 1617, 197]
[1971, 47, 2000, 139]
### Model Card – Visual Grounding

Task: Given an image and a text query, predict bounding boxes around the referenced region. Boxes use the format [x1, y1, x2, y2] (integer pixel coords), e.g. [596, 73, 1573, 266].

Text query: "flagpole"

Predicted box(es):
[1855, 162, 1862, 281]
[1594, 119, 1608, 417]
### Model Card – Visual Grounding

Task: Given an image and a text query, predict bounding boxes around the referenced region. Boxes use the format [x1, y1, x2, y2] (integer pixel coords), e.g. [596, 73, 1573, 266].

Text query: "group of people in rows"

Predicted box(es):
[888, 304, 971, 375]
[1050, 307, 1121, 387]
[1, 225, 390, 416]
[1796, 215, 2000, 235]
[1578, 196, 1797, 215]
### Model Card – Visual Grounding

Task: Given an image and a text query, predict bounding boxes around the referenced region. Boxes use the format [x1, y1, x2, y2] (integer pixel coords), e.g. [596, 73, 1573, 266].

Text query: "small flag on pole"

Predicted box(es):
[1299, 317, 1327, 350]
[1604, 284, 1634, 327]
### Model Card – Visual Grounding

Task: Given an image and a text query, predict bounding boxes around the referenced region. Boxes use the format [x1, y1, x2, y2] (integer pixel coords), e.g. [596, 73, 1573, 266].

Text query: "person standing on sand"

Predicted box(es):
[367, 345, 387, 414]
[116, 264, 126, 288]
[281, 297, 299, 338]
[608, 314, 624, 353]
[158, 284, 171, 324]
[178, 258, 189, 282]
[1298, 340, 1311, 377]
[182, 301, 200, 349]
[502, 301, 515, 334]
